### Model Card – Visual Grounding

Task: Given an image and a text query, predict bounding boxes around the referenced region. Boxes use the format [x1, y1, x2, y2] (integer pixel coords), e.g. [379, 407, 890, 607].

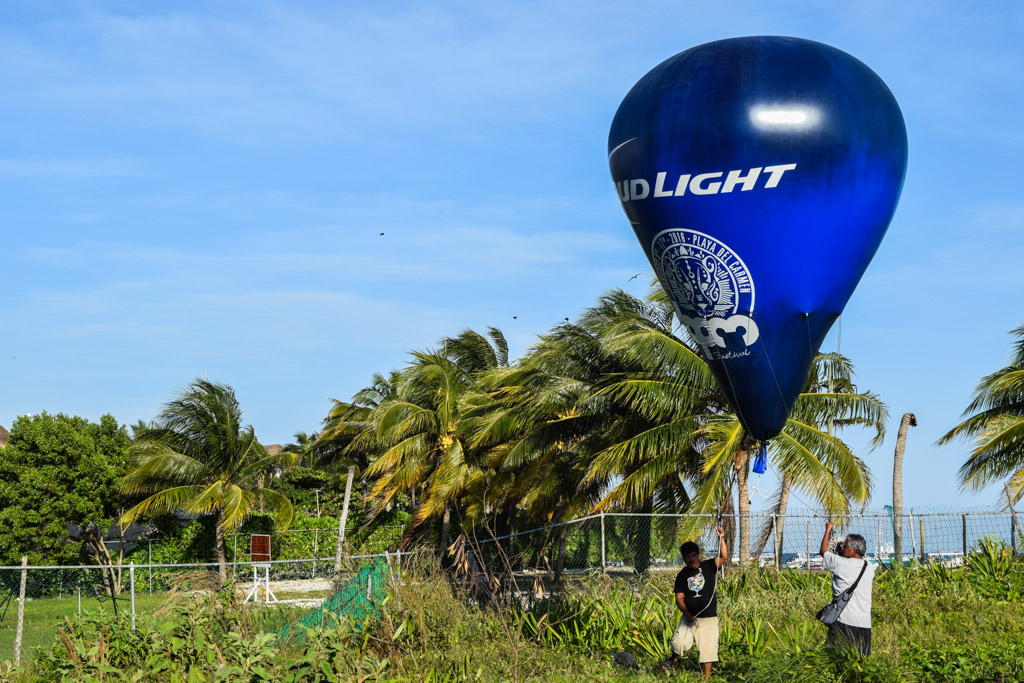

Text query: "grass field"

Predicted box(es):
[4, 547, 1024, 682]
[0, 592, 211, 661]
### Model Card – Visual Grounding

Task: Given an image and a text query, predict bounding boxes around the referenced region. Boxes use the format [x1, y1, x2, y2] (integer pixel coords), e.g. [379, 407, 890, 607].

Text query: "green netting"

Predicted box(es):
[279, 558, 388, 642]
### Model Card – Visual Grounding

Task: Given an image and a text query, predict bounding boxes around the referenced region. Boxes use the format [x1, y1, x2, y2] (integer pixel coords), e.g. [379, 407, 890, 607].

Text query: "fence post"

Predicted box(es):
[876, 517, 882, 563]
[805, 519, 811, 577]
[233, 534, 238, 581]
[14, 555, 27, 667]
[148, 539, 153, 595]
[600, 512, 606, 574]
[385, 551, 401, 609]
[78, 582, 82, 616]
[962, 514, 968, 557]
[334, 466, 355, 573]
[313, 528, 319, 579]
[130, 562, 136, 632]
[919, 519, 925, 563]
[773, 514, 781, 571]
[1005, 484, 1023, 558]
[908, 509, 916, 564]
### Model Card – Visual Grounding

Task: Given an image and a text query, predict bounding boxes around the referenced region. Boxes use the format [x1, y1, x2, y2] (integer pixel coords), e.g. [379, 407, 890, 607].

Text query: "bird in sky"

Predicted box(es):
[628, 273, 641, 281]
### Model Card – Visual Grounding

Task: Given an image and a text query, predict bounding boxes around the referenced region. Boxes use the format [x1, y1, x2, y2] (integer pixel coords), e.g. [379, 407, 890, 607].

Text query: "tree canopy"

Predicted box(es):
[0, 412, 131, 566]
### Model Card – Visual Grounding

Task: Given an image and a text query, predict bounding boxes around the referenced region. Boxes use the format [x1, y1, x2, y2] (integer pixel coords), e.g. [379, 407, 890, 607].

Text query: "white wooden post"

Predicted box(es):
[877, 517, 882, 563]
[313, 527, 319, 579]
[909, 509, 916, 563]
[805, 520, 811, 576]
[14, 556, 27, 666]
[600, 512, 606, 573]
[130, 563, 136, 631]
[334, 466, 355, 573]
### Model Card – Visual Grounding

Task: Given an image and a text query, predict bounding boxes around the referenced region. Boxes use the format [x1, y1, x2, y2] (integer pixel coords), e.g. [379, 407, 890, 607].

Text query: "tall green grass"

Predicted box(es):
[4, 545, 1024, 682]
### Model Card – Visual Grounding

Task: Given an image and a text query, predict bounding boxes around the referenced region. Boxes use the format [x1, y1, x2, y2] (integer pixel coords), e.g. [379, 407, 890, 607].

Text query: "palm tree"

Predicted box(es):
[891, 412, 917, 562]
[751, 353, 888, 562]
[574, 291, 877, 567]
[282, 430, 319, 466]
[462, 292, 713, 574]
[316, 371, 402, 473]
[310, 372, 403, 512]
[469, 314, 646, 575]
[939, 322, 1024, 502]
[473, 289, 876, 572]
[645, 367, 876, 566]
[119, 380, 295, 585]
[362, 328, 508, 546]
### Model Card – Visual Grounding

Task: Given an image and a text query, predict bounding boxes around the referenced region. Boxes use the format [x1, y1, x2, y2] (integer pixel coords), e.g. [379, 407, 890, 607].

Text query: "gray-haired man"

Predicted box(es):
[819, 519, 875, 656]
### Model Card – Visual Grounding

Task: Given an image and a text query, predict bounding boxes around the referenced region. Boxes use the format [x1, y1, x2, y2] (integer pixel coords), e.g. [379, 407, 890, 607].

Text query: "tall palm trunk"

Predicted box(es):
[751, 476, 792, 565]
[773, 477, 792, 567]
[441, 505, 452, 549]
[554, 530, 568, 582]
[719, 493, 735, 573]
[215, 511, 228, 586]
[892, 413, 917, 564]
[735, 448, 751, 566]
[631, 498, 653, 575]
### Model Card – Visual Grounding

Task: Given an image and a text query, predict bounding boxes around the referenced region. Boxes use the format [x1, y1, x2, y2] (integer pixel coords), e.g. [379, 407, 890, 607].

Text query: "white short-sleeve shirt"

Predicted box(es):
[821, 552, 875, 628]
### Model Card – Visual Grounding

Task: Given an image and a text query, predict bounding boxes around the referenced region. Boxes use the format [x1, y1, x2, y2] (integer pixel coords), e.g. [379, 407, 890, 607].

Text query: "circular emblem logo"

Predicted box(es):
[651, 228, 759, 354]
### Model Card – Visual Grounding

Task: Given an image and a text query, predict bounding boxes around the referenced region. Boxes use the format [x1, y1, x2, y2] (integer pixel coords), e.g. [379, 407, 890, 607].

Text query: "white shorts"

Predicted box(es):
[671, 615, 719, 663]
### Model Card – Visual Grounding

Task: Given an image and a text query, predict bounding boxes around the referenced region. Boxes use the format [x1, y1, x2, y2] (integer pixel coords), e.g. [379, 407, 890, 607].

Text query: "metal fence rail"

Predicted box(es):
[592, 510, 1019, 574]
[0, 508, 1017, 665]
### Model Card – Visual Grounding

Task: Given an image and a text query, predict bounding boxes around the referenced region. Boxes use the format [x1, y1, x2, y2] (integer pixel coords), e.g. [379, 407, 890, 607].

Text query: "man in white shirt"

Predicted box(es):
[819, 519, 875, 656]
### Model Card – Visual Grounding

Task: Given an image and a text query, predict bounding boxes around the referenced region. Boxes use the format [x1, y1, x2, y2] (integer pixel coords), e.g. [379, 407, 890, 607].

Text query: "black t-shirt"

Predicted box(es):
[674, 558, 718, 618]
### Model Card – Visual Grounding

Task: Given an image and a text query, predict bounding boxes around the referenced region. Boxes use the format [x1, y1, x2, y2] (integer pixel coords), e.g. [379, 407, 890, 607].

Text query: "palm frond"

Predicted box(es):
[121, 451, 209, 494]
[119, 486, 205, 526]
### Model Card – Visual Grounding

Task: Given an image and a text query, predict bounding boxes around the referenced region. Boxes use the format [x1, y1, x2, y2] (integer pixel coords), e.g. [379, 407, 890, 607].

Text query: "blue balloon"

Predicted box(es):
[609, 37, 907, 440]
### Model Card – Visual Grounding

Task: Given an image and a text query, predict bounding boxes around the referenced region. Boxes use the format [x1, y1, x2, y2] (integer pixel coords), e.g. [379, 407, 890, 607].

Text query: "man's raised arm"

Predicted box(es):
[819, 519, 835, 556]
[713, 526, 729, 568]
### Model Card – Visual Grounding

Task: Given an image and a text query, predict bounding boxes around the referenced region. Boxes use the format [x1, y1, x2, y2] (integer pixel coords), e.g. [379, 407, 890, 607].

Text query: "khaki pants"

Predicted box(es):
[671, 615, 719, 663]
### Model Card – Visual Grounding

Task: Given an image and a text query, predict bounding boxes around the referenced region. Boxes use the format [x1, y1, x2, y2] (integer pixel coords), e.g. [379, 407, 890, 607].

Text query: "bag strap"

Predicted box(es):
[844, 560, 869, 596]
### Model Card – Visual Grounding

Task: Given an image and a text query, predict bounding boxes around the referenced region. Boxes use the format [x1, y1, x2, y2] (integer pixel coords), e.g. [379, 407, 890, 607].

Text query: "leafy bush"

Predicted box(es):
[15, 558, 1024, 682]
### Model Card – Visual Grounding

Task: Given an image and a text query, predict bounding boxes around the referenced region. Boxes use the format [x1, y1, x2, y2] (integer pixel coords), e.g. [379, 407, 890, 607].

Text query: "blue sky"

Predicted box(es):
[1, 1, 1022, 510]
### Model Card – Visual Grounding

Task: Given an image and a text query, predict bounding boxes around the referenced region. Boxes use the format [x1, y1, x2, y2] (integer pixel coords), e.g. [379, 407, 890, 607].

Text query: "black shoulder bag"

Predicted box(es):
[816, 560, 868, 626]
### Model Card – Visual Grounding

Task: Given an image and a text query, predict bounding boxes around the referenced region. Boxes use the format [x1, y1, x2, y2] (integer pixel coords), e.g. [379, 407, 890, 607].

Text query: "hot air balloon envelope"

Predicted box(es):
[609, 36, 907, 440]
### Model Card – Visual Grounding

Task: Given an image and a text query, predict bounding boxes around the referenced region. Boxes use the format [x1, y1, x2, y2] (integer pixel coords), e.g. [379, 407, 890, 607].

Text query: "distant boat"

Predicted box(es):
[784, 553, 823, 571]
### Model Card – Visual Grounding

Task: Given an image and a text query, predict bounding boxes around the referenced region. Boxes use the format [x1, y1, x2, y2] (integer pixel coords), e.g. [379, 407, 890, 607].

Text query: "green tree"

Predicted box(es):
[940, 322, 1024, 501]
[0, 413, 131, 581]
[751, 352, 887, 560]
[119, 379, 295, 585]
[516, 289, 876, 567]
[363, 328, 508, 546]
[599, 310, 877, 565]
[470, 293, 708, 574]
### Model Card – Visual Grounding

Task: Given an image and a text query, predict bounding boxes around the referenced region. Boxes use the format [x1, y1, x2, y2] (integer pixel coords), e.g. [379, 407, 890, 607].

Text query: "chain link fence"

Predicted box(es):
[0, 507, 1017, 665]
[566, 508, 1022, 574]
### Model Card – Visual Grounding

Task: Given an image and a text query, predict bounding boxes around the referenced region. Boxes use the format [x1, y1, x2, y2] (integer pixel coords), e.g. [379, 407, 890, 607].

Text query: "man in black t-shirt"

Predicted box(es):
[665, 526, 729, 681]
